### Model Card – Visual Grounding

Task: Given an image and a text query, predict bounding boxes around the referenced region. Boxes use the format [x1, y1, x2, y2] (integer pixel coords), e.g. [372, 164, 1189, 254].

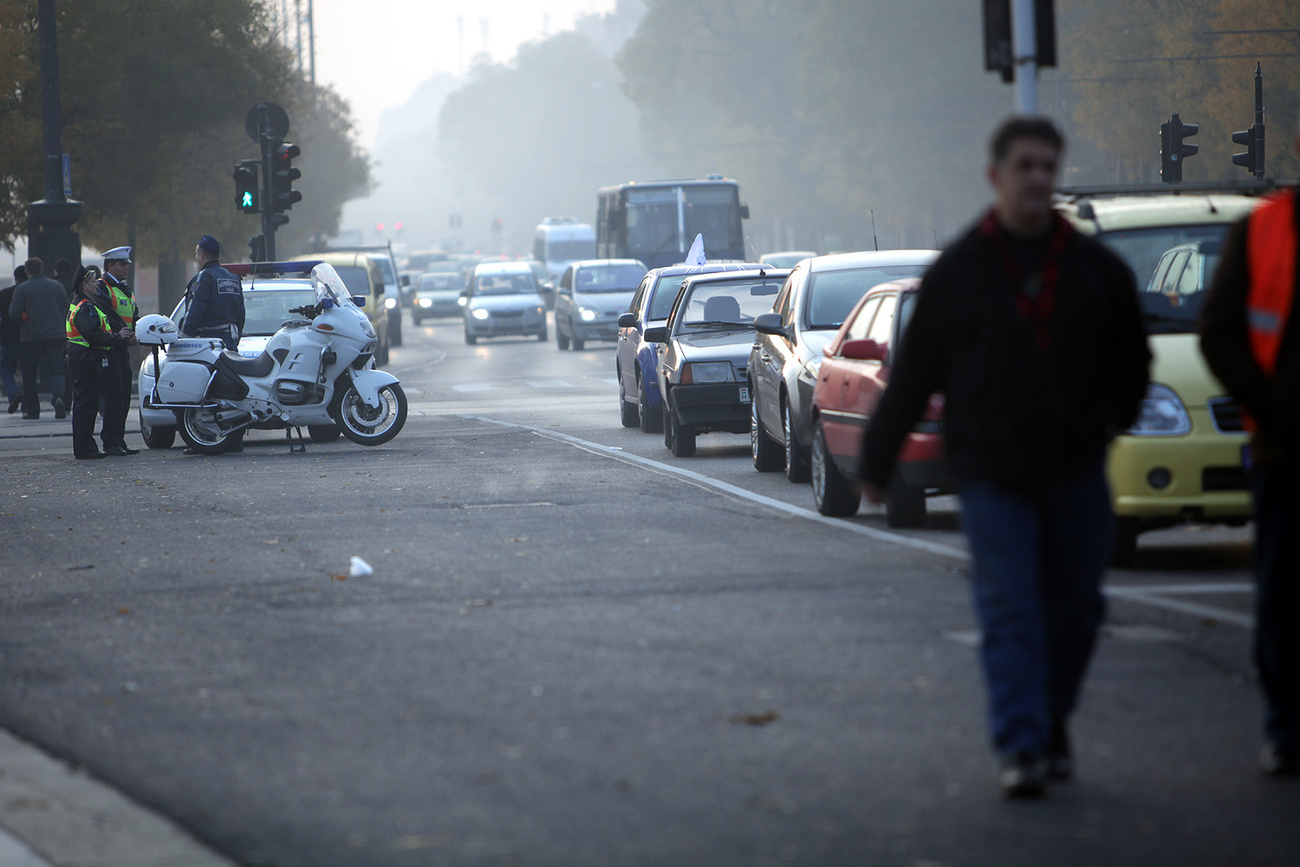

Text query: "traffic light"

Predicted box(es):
[271, 141, 302, 212]
[233, 161, 259, 213]
[1160, 113, 1198, 183]
[1232, 124, 1265, 178]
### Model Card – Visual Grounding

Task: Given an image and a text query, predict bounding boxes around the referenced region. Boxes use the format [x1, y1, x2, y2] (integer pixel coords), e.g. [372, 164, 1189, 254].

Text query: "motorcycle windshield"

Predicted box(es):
[311, 263, 360, 310]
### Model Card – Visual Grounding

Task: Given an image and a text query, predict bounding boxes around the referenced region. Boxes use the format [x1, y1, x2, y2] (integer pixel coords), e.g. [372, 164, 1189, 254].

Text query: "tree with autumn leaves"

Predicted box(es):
[0, 0, 370, 293]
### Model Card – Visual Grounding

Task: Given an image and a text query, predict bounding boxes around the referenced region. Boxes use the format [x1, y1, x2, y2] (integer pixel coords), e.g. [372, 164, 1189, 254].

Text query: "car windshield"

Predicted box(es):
[370, 256, 397, 287]
[1096, 224, 1231, 335]
[475, 272, 537, 296]
[674, 279, 782, 333]
[417, 273, 459, 292]
[334, 265, 371, 297]
[575, 264, 644, 293]
[547, 240, 596, 261]
[806, 264, 930, 329]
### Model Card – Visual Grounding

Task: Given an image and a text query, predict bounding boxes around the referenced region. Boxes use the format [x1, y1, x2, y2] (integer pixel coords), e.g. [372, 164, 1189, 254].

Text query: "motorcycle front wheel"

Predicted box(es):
[176, 406, 237, 454]
[334, 382, 407, 446]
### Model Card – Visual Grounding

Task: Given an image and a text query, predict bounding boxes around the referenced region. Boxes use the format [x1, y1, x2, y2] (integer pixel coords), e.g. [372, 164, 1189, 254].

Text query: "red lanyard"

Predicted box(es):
[979, 209, 1073, 352]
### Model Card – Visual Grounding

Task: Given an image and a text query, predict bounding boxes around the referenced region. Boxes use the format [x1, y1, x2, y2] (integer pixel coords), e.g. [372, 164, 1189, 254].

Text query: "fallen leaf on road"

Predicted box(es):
[729, 710, 779, 726]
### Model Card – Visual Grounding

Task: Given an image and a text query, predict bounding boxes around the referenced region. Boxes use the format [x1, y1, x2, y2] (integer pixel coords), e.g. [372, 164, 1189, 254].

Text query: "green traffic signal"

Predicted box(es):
[233, 163, 260, 214]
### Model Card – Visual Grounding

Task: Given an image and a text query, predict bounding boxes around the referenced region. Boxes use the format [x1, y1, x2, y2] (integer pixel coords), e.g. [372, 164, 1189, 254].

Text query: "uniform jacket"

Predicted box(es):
[182, 261, 245, 337]
[68, 298, 129, 352]
[1200, 192, 1300, 471]
[860, 214, 1151, 492]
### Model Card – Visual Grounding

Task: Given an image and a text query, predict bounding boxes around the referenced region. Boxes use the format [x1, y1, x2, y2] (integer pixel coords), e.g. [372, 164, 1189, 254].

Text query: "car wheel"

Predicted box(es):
[751, 388, 782, 471]
[811, 422, 859, 516]
[783, 397, 811, 483]
[377, 334, 390, 366]
[1111, 517, 1140, 566]
[665, 401, 696, 457]
[557, 324, 569, 350]
[465, 331, 477, 345]
[638, 376, 662, 433]
[308, 423, 342, 443]
[572, 335, 585, 350]
[390, 316, 403, 347]
[885, 475, 927, 528]
[139, 407, 175, 450]
[537, 325, 548, 341]
[618, 365, 639, 428]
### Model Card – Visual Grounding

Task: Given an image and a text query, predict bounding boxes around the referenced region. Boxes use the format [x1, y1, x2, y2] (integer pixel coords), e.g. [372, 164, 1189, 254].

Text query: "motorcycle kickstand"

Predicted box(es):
[286, 426, 308, 454]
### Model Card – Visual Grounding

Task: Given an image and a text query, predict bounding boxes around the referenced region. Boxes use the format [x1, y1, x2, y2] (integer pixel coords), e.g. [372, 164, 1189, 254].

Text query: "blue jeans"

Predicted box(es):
[959, 459, 1113, 757]
[1252, 465, 1300, 751]
[0, 343, 18, 398]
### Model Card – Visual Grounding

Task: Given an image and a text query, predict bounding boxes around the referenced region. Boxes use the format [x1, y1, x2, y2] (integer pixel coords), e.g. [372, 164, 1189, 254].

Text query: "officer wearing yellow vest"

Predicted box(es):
[66, 265, 132, 459]
[1201, 112, 1300, 777]
[97, 246, 139, 455]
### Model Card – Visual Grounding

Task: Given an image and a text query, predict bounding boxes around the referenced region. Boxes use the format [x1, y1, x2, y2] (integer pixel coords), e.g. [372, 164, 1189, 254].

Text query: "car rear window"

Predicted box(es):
[1097, 224, 1230, 335]
[805, 264, 929, 329]
[576, 264, 645, 292]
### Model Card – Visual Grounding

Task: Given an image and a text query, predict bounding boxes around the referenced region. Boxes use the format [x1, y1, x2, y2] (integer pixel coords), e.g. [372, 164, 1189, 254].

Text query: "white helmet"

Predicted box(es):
[135, 314, 179, 345]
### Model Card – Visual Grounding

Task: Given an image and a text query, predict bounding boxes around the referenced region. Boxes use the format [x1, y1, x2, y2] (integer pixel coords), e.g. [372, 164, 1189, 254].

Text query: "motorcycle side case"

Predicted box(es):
[156, 359, 214, 403]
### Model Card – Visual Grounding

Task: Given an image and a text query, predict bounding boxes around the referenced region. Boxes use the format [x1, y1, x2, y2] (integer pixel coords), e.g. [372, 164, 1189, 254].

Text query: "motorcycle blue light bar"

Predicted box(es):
[226, 260, 321, 277]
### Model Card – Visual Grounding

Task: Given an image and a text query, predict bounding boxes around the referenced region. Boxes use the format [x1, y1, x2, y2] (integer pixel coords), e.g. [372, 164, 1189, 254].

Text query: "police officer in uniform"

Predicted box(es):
[181, 235, 244, 350]
[66, 265, 131, 460]
[97, 246, 139, 455]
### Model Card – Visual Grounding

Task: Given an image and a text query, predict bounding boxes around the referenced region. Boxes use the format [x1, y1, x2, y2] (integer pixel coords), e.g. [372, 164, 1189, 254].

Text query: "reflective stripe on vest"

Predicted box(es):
[1246, 189, 1297, 376]
[99, 278, 137, 328]
[66, 300, 109, 348]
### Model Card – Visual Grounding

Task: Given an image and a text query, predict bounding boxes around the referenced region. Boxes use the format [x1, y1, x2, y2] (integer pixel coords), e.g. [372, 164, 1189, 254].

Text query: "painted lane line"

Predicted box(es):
[452, 384, 494, 392]
[463, 416, 1254, 630]
[526, 380, 575, 389]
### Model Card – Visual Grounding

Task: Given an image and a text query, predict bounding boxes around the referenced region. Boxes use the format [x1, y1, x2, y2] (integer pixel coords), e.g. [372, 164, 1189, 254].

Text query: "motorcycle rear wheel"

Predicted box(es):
[335, 382, 407, 446]
[176, 406, 237, 454]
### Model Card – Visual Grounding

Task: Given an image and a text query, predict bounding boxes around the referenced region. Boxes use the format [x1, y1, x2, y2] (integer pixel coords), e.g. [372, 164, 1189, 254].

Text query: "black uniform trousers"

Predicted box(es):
[67, 344, 107, 457]
[99, 347, 130, 449]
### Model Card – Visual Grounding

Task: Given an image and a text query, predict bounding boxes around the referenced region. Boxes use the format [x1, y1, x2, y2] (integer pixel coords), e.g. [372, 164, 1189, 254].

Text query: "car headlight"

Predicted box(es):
[579, 308, 597, 321]
[471, 307, 491, 320]
[384, 296, 397, 310]
[681, 361, 733, 384]
[417, 298, 432, 307]
[1127, 383, 1192, 436]
[457, 296, 468, 307]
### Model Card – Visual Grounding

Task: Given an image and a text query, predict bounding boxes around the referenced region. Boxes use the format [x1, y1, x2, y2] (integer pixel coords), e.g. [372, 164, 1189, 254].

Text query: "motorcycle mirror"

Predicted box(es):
[351, 296, 366, 307]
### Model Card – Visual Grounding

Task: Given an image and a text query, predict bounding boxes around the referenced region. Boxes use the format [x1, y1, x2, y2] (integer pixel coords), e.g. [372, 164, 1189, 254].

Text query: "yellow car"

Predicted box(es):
[1056, 194, 1261, 563]
[292, 251, 391, 366]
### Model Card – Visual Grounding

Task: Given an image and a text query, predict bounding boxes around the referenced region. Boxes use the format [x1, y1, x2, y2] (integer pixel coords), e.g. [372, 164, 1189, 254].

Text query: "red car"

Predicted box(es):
[809, 277, 950, 526]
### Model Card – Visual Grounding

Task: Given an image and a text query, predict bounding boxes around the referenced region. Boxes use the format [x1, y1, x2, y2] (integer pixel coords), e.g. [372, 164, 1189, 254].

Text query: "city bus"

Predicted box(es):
[595, 176, 749, 269]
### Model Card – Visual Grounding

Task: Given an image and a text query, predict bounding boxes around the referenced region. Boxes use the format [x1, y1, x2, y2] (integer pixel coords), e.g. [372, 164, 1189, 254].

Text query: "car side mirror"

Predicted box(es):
[643, 326, 668, 343]
[617, 312, 637, 328]
[401, 275, 410, 286]
[740, 203, 750, 220]
[839, 338, 887, 361]
[753, 312, 786, 337]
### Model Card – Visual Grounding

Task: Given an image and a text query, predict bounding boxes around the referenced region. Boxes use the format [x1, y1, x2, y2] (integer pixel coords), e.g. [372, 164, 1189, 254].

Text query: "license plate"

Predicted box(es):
[738, 386, 750, 403]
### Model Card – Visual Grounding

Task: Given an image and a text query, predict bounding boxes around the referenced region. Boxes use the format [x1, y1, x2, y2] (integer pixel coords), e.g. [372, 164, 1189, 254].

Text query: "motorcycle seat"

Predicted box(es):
[219, 350, 276, 379]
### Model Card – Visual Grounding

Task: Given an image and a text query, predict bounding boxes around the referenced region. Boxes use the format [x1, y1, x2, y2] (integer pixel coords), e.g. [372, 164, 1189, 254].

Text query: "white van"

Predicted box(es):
[533, 218, 596, 284]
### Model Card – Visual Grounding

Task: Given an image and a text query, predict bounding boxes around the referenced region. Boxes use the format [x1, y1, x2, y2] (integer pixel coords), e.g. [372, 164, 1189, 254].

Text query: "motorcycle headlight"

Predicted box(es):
[579, 308, 597, 321]
[471, 307, 491, 320]
[681, 361, 733, 384]
[1127, 383, 1192, 436]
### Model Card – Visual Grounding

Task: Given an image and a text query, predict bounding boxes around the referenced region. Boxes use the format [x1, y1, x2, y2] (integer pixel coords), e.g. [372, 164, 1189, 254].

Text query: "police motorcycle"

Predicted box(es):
[135, 262, 407, 454]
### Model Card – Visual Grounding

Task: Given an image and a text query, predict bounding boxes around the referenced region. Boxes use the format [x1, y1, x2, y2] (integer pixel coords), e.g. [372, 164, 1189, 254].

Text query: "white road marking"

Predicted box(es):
[464, 415, 1255, 630]
[452, 384, 494, 392]
[526, 380, 575, 389]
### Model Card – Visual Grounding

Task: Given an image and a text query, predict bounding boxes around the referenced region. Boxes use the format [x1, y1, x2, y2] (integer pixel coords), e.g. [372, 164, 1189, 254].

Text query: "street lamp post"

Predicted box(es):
[26, 0, 83, 269]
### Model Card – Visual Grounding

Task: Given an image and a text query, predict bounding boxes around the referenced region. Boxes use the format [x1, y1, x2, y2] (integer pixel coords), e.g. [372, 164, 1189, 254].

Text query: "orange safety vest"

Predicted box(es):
[1246, 189, 1297, 376]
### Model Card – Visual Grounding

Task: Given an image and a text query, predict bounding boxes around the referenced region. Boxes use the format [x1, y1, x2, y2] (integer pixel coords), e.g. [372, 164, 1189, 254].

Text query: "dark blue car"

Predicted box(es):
[616, 262, 762, 432]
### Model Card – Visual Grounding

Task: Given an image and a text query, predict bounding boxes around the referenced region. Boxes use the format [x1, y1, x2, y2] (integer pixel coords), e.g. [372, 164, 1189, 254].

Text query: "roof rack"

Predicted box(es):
[226, 260, 321, 278]
[1055, 179, 1283, 200]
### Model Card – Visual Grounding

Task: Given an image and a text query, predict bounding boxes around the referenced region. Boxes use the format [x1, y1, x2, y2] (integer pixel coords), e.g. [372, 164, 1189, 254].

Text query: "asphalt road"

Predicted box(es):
[0, 313, 1294, 867]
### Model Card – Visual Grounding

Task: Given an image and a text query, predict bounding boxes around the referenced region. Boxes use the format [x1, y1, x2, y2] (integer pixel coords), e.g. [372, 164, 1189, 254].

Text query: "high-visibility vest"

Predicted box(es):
[66, 300, 109, 349]
[99, 277, 137, 328]
[1246, 189, 1297, 376]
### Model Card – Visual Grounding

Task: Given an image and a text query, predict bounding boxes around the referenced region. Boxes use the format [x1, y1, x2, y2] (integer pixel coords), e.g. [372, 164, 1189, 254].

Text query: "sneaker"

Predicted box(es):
[1260, 743, 1300, 776]
[53, 398, 66, 419]
[999, 752, 1047, 799]
[1046, 718, 1073, 781]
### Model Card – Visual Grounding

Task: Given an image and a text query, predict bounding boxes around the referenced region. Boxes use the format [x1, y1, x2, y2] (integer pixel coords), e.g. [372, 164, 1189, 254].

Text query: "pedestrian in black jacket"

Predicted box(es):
[1199, 118, 1300, 777]
[859, 116, 1151, 798]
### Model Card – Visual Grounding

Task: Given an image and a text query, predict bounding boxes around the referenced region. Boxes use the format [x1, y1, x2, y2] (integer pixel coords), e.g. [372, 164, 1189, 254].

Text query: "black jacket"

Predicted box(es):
[182, 261, 244, 337]
[861, 215, 1151, 492]
[1199, 204, 1300, 471]
[69, 298, 129, 352]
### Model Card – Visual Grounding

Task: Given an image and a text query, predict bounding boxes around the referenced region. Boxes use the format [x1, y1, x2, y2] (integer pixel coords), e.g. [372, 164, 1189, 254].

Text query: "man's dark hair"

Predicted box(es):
[990, 116, 1065, 164]
[23, 257, 44, 277]
[13, 266, 27, 283]
[53, 258, 72, 275]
